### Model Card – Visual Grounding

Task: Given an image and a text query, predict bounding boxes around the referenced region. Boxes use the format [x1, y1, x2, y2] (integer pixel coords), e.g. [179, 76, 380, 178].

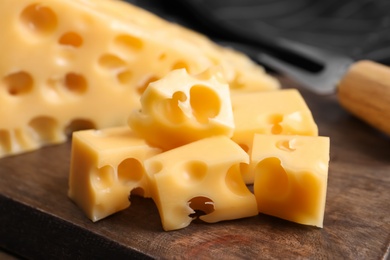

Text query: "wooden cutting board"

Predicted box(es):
[1, 77, 389, 259]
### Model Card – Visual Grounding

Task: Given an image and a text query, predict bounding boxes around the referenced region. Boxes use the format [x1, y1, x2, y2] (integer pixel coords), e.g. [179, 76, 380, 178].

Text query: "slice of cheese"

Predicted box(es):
[68, 126, 161, 222]
[231, 89, 318, 183]
[143, 136, 258, 231]
[129, 68, 235, 150]
[0, 0, 279, 158]
[251, 134, 330, 228]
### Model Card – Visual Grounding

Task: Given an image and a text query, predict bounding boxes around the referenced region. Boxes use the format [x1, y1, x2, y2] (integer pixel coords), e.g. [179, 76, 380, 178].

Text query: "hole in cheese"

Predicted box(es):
[268, 114, 284, 134]
[0, 130, 12, 154]
[254, 157, 289, 201]
[117, 70, 133, 85]
[59, 32, 83, 47]
[130, 187, 145, 197]
[64, 73, 87, 94]
[98, 54, 127, 71]
[276, 139, 297, 152]
[188, 196, 214, 219]
[180, 161, 208, 182]
[114, 34, 143, 52]
[137, 75, 159, 95]
[3, 71, 34, 96]
[225, 163, 251, 196]
[20, 4, 58, 36]
[92, 165, 115, 190]
[118, 158, 144, 183]
[64, 119, 95, 137]
[159, 91, 187, 124]
[190, 85, 220, 124]
[28, 116, 59, 144]
[172, 61, 191, 73]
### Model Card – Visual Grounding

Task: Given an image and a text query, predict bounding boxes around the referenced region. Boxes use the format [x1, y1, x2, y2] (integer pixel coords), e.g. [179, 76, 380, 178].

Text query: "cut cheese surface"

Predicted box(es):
[252, 134, 330, 228]
[231, 89, 318, 183]
[0, 0, 279, 158]
[68, 126, 161, 222]
[129, 68, 235, 150]
[143, 136, 258, 231]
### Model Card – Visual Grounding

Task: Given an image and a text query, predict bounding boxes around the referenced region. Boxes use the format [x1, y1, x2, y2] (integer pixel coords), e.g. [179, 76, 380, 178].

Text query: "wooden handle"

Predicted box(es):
[338, 60, 390, 135]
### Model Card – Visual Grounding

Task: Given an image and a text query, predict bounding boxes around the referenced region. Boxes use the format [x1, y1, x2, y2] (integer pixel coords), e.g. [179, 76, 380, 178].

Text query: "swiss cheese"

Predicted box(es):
[143, 136, 258, 231]
[252, 134, 330, 228]
[0, 0, 279, 158]
[231, 89, 318, 183]
[128, 68, 235, 150]
[68, 126, 161, 222]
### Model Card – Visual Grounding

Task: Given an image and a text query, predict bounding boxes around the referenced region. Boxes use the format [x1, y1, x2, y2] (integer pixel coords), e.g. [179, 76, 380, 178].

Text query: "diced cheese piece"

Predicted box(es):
[68, 126, 161, 222]
[143, 136, 258, 231]
[252, 134, 330, 228]
[231, 89, 318, 183]
[0, 0, 279, 158]
[129, 68, 235, 150]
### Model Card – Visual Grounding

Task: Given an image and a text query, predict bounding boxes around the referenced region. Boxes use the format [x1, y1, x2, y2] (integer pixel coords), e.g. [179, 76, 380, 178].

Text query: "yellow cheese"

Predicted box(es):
[0, 0, 279, 158]
[143, 136, 258, 231]
[129, 68, 235, 150]
[231, 89, 318, 183]
[68, 126, 161, 222]
[252, 134, 330, 228]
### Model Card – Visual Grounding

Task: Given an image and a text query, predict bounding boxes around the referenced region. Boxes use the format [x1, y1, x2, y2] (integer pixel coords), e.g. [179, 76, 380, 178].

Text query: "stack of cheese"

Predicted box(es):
[68, 67, 330, 231]
[0, 0, 278, 158]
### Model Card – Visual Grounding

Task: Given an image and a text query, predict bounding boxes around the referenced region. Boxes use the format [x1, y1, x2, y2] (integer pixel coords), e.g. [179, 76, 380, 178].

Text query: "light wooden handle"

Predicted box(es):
[338, 60, 390, 135]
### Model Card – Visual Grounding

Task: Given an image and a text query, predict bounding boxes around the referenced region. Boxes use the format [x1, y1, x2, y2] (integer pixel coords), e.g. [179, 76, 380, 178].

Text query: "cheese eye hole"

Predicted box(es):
[0, 130, 12, 154]
[190, 85, 220, 124]
[20, 4, 58, 35]
[28, 116, 59, 144]
[159, 91, 187, 124]
[117, 70, 133, 85]
[268, 114, 284, 134]
[254, 157, 289, 199]
[3, 71, 34, 96]
[118, 158, 144, 183]
[276, 139, 296, 152]
[181, 161, 208, 182]
[114, 34, 143, 52]
[225, 163, 250, 196]
[64, 73, 88, 94]
[64, 119, 95, 137]
[188, 196, 214, 219]
[172, 61, 191, 73]
[92, 165, 115, 190]
[59, 32, 83, 47]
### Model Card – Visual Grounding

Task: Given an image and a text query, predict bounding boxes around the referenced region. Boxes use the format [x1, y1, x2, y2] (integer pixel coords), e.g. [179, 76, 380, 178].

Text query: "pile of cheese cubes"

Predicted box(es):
[68, 67, 330, 231]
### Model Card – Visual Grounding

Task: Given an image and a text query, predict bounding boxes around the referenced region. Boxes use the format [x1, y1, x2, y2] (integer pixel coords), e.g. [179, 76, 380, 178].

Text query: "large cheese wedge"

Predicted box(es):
[68, 126, 161, 222]
[252, 134, 330, 228]
[129, 68, 235, 150]
[231, 89, 318, 183]
[0, 0, 279, 158]
[143, 136, 258, 231]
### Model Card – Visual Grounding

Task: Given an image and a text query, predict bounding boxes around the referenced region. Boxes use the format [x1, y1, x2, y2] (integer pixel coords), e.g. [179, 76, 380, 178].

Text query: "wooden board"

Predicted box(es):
[1, 77, 390, 259]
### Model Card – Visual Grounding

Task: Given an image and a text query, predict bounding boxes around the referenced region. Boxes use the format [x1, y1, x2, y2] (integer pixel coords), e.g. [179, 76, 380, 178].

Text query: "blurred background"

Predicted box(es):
[125, 0, 390, 65]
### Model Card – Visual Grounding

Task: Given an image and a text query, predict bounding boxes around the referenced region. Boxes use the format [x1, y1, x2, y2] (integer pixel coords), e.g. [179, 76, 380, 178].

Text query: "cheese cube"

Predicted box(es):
[68, 127, 161, 222]
[231, 89, 318, 183]
[0, 0, 279, 158]
[143, 136, 258, 231]
[252, 134, 330, 227]
[129, 68, 235, 150]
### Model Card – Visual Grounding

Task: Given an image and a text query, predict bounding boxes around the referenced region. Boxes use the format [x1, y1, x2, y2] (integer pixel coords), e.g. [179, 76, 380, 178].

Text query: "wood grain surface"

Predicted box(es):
[0, 77, 389, 259]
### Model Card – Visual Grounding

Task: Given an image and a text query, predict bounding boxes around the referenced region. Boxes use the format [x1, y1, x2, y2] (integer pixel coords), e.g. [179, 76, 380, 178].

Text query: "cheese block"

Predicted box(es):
[128, 67, 235, 150]
[0, 0, 279, 158]
[231, 89, 318, 183]
[143, 136, 258, 231]
[68, 126, 161, 222]
[252, 134, 330, 228]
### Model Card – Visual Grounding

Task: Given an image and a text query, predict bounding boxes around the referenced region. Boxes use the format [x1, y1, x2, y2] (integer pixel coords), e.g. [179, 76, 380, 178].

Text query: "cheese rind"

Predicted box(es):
[129, 68, 235, 150]
[252, 134, 330, 228]
[231, 89, 318, 183]
[143, 136, 258, 231]
[0, 0, 279, 158]
[68, 127, 161, 222]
